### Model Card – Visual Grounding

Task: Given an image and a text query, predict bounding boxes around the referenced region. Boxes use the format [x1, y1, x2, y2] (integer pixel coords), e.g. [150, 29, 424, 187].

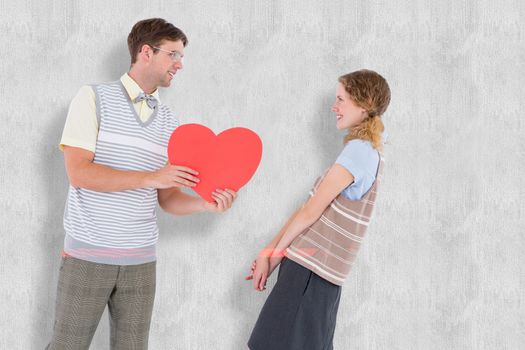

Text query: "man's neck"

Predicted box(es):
[128, 69, 156, 95]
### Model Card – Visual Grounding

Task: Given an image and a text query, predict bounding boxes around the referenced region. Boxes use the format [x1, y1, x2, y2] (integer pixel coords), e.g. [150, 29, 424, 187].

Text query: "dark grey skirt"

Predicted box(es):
[248, 257, 342, 350]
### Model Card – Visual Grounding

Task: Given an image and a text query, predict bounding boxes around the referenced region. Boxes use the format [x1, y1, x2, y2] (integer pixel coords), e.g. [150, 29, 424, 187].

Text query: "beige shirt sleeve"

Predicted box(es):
[59, 85, 98, 153]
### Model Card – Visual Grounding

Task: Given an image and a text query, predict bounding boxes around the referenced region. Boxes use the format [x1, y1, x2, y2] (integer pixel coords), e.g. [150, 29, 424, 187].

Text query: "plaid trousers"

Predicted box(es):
[45, 255, 156, 350]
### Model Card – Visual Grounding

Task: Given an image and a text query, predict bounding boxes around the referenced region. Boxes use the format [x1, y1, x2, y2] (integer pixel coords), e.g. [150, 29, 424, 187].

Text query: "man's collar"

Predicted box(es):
[120, 73, 161, 104]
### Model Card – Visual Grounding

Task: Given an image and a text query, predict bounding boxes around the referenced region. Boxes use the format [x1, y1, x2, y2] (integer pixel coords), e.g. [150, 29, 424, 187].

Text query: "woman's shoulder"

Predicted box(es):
[335, 139, 381, 200]
[344, 138, 373, 148]
[341, 139, 379, 160]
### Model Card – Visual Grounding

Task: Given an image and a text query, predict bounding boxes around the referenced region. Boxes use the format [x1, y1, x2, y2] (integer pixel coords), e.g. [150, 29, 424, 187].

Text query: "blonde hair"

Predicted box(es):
[338, 69, 391, 150]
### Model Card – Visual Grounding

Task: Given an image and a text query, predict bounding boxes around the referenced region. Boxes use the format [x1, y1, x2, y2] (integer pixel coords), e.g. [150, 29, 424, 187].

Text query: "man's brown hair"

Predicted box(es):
[127, 18, 188, 64]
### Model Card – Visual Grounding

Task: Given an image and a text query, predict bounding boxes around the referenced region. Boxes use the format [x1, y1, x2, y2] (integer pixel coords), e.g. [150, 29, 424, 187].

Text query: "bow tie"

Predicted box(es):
[133, 92, 158, 110]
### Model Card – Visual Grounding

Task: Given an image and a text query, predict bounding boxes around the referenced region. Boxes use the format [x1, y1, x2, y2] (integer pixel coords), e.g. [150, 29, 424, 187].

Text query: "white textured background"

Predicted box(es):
[0, 1, 523, 349]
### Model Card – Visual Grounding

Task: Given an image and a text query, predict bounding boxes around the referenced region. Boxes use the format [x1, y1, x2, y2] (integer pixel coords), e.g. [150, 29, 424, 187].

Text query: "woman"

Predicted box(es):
[246, 69, 391, 350]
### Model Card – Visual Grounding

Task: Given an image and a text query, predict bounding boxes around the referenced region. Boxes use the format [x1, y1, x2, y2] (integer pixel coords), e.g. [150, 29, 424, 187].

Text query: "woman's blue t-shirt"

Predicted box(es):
[335, 139, 380, 201]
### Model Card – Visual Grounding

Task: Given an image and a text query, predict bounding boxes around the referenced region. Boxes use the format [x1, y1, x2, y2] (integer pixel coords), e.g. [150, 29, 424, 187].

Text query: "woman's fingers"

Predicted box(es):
[253, 274, 261, 290]
[259, 274, 267, 291]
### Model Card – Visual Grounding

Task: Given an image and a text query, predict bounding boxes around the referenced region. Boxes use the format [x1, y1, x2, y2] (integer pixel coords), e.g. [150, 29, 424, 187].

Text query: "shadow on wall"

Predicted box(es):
[314, 91, 343, 166]
[102, 41, 130, 82]
[35, 42, 131, 348]
[32, 106, 69, 349]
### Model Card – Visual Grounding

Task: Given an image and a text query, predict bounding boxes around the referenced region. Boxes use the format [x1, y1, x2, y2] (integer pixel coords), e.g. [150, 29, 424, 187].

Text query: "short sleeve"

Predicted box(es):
[59, 85, 98, 153]
[335, 139, 380, 200]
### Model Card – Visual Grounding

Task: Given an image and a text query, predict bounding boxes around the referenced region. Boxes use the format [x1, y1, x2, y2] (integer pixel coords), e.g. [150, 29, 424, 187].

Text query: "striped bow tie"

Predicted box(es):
[133, 92, 158, 110]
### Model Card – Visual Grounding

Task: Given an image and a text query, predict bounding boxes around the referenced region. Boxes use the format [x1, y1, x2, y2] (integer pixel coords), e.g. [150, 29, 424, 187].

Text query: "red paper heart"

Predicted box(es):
[168, 123, 263, 202]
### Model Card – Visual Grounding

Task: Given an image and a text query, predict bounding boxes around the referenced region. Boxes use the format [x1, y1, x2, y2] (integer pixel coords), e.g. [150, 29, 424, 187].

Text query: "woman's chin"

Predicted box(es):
[335, 122, 346, 130]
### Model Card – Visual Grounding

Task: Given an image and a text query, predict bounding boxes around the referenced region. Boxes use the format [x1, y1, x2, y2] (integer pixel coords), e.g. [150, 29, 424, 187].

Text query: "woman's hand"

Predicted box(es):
[245, 260, 257, 281]
[245, 256, 269, 291]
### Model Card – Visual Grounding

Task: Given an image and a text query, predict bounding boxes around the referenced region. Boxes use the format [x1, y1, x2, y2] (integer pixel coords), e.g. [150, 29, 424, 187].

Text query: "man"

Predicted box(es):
[46, 18, 236, 349]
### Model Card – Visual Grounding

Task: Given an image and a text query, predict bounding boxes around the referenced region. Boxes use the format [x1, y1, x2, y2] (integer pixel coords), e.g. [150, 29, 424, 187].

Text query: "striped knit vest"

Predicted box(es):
[63, 80, 178, 265]
[285, 155, 384, 286]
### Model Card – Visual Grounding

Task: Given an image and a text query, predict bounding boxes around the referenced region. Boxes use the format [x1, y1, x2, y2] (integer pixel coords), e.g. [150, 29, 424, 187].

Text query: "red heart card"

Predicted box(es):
[167, 123, 263, 202]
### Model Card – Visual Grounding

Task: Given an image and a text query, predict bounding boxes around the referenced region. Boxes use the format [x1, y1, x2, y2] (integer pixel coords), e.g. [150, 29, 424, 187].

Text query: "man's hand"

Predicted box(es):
[201, 189, 237, 213]
[146, 164, 200, 189]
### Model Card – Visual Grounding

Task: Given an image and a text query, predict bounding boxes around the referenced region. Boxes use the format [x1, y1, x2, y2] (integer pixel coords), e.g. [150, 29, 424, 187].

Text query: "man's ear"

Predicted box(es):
[139, 44, 152, 62]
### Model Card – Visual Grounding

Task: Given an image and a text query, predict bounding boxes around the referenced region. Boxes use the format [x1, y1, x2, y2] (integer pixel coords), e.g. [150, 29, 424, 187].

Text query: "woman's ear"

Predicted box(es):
[361, 108, 368, 120]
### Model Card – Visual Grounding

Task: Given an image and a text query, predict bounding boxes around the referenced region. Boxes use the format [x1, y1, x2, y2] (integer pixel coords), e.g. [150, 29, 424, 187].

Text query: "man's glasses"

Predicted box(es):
[152, 46, 183, 63]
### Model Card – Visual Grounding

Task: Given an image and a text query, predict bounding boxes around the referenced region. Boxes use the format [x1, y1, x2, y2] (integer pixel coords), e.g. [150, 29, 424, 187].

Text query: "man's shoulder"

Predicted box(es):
[71, 85, 95, 103]
[88, 80, 121, 89]
[74, 80, 119, 102]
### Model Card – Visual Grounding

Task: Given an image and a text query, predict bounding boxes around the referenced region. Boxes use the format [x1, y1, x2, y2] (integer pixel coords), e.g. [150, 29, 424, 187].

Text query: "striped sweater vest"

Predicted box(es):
[285, 155, 384, 286]
[63, 81, 178, 265]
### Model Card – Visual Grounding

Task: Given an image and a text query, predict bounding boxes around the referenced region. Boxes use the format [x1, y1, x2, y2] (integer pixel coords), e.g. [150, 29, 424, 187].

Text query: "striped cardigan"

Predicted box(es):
[63, 81, 178, 265]
[285, 155, 384, 286]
